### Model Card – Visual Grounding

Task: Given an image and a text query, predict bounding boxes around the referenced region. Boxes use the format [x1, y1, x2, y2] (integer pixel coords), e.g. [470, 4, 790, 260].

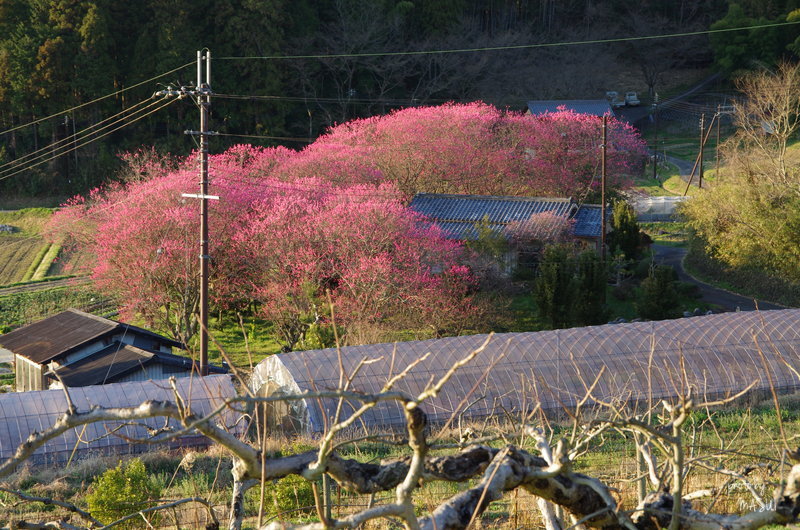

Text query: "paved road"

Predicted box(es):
[651, 243, 785, 312]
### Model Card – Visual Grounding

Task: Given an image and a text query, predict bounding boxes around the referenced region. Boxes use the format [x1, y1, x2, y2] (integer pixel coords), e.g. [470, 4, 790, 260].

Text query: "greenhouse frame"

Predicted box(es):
[0, 375, 237, 466]
[250, 309, 800, 435]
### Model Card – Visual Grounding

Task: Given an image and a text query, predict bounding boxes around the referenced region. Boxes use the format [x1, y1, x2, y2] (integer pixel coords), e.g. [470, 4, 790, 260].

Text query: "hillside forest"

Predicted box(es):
[2, 0, 800, 197]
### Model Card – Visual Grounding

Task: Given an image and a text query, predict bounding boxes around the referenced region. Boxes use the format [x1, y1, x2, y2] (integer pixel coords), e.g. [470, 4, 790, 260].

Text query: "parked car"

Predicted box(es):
[625, 91, 640, 106]
[606, 91, 624, 108]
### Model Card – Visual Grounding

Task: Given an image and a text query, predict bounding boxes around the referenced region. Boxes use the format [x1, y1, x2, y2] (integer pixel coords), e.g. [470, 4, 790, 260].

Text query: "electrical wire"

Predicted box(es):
[0, 98, 155, 173]
[0, 98, 178, 182]
[0, 62, 194, 136]
[214, 132, 314, 143]
[217, 21, 800, 61]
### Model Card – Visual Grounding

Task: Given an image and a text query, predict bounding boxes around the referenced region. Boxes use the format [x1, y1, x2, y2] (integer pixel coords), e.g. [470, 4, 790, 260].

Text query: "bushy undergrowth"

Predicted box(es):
[685, 236, 800, 306]
[85, 458, 162, 526]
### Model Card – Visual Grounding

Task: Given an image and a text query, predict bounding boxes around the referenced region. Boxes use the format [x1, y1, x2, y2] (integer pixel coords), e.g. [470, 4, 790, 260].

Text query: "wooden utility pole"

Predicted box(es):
[698, 113, 705, 189]
[715, 105, 721, 177]
[601, 114, 607, 261]
[652, 94, 659, 182]
[158, 51, 218, 375]
[179, 50, 217, 376]
[198, 51, 210, 375]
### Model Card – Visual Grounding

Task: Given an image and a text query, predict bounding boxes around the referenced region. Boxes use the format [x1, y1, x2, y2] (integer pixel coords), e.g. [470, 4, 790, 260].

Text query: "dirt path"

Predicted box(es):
[651, 244, 785, 312]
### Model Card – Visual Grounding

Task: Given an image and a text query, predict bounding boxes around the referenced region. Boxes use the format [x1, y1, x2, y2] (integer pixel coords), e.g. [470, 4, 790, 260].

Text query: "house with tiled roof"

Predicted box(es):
[409, 193, 606, 272]
[0, 309, 225, 391]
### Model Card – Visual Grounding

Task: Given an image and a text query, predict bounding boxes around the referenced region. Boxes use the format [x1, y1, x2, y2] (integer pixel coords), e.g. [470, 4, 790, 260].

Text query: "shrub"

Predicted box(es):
[635, 265, 680, 320]
[608, 200, 644, 261]
[86, 458, 161, 526]
[262, 474, 317, 522]
[532, 245, 576, 329]
[572, 250, 608, 325]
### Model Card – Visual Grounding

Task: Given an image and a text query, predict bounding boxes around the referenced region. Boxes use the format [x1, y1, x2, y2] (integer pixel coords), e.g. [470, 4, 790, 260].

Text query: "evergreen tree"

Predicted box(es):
[608, 200, 642, 261]
[635, 265, 680, 321]
[573, 250, 608, 326]
[533, 244, 575, 329]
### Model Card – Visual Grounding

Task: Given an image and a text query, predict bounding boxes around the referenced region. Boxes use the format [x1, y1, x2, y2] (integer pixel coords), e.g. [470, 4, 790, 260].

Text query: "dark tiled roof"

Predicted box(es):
[49, 342, 227, 387]
[410, 193, 574, 240]
[0, 309, 183, 364]
[573, 205, 604, 238]
[410, 193, 604, 240]
[526, 99, 613, 117]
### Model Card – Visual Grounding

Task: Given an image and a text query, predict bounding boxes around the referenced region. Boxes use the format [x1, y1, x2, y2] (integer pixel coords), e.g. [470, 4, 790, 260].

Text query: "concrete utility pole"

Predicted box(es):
[601, 114, 607, 261]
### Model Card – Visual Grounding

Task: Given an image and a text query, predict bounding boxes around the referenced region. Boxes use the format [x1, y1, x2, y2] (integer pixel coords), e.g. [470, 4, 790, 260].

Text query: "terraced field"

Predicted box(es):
[0, 238, 49, 285]
[0, 209, 56, 287]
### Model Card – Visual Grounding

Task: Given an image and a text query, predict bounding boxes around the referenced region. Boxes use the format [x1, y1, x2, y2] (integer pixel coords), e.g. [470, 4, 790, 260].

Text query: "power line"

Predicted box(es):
[0, 98, 155, 173]
[215, 132, 314, 143]
[0, 98, 178, 182]
[0, 62, 194, 137]
[217, 21, 800, 61]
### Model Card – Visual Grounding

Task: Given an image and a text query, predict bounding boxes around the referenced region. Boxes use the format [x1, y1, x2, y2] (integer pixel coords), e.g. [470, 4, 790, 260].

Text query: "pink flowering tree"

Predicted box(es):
[47, 146, 269, 343]
[231, 179, 484, 350]
[49, 145, 487, 348]
[306, 102, 647, 199]
[507, 108, 647, 197]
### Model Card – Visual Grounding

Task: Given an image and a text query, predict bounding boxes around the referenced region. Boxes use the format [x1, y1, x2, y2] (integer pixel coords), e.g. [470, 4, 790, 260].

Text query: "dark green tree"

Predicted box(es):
[710, 2, 800, 73]
[608, 200, 643, 261]
[533, 244, 576, 329]
[573, 250, 608, 326]
[635, 265, 680, 321]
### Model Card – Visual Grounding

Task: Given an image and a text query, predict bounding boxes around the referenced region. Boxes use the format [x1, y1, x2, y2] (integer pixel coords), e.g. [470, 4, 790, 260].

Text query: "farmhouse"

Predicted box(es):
[250, 309, 800, 435]
[0, 309, 225, 391]
[410, 193, 605, 271]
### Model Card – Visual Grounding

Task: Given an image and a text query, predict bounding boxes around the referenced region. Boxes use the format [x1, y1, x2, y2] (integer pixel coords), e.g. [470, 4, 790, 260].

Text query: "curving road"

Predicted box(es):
[651, 243, 785, 312]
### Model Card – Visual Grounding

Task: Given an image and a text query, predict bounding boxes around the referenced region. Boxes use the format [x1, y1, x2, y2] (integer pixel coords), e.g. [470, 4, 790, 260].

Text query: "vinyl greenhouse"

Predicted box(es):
[250, 309, 800, 435]
[0, 375, 236, 465]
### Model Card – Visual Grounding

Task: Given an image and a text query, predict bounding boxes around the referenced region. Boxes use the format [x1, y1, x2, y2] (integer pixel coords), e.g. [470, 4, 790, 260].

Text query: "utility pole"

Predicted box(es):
[652, 94, 659, 182]
[715, 105, 721, 177]
[601, 114, 607, 261]
[158, 50, 218, 376]
[698, 113, 705, 189]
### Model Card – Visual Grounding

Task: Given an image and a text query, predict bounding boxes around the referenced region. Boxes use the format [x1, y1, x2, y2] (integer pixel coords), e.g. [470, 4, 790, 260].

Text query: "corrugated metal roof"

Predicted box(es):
[0, 309, 183, 364]
[52, 344, 155, 386]
[0, 375, 238, 465]
[526, 99, 613, 117]
[49, 343, 227, 387]
[252, 310, 800, 434]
